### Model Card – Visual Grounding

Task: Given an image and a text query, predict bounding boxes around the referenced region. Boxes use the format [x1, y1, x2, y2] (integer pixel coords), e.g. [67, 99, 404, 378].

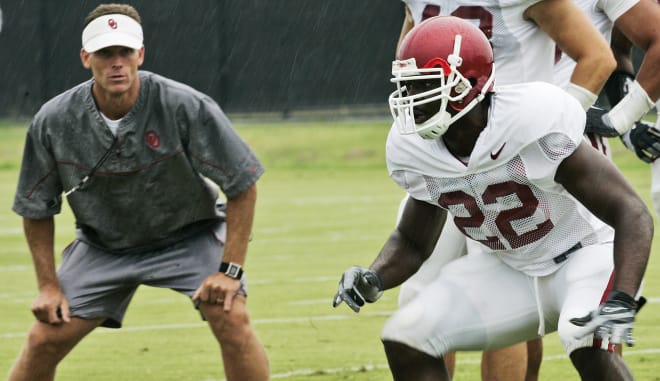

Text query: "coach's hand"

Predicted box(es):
[32, 283, 71, 325]
[333, 266, 383, 312]
[621, 120, 660, 163]
[569, 290, 646, 346]
[192, 273, 241, 312]
[584, 106, 621, 137]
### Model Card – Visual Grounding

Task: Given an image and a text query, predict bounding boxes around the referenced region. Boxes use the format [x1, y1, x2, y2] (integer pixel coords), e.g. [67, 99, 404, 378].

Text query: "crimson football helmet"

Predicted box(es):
[389, 16, 495, 139]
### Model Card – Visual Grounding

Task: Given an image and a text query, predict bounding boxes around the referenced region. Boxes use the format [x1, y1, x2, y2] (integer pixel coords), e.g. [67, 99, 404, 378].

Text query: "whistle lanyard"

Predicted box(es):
[63, 137, 118, 196]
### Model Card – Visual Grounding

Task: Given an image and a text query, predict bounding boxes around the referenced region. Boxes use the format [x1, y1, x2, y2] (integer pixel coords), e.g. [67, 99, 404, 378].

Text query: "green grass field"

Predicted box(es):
[1, 119, 659, 380]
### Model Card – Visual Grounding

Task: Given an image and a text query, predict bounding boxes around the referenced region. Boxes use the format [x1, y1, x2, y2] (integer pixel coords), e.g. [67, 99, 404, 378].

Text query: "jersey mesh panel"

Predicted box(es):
[420, 133, 599, 273]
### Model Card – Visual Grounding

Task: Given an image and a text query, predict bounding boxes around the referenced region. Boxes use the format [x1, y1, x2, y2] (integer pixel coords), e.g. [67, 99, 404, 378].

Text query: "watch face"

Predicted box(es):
[226, 263, 241, 278]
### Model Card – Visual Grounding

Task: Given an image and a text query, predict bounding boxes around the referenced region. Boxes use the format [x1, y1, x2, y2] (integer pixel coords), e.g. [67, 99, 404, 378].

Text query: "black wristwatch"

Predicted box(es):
[219, 262, 244, 280]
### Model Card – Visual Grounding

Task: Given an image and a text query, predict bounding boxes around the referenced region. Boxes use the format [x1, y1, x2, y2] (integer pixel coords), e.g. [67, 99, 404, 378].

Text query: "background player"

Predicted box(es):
[553, 0, 660, 160]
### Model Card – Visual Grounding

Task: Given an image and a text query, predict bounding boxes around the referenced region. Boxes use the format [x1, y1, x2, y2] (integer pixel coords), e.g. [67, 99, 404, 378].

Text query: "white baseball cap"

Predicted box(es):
[82, 14, 143, 53]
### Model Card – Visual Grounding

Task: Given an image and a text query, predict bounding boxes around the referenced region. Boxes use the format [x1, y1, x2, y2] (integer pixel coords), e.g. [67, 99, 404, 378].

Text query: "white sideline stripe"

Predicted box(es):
[250, 276, 338, 285]
[267, 349, 660, 379]
[0, 227, 22, 234]
[0, 265, 31, 272]
[0, 311, 393, 339]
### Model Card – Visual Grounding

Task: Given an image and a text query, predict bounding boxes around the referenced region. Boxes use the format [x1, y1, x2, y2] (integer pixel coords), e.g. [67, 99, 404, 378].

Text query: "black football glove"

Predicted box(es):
[584, 106, 621, 137]
[570, 290, 646, 346]
[332, 266, 383, 312]
[621, 120, 660, 163]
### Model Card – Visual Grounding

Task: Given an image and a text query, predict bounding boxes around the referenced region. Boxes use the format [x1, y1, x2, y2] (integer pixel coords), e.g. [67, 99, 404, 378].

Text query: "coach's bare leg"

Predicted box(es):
[8, 317, 103, 381]
[525, 337, 543, 381]
[481, 342, 527, 381]
[202, 296, 269, 381]
[383, 340, 450, 381]
[570, 347, 633, 381]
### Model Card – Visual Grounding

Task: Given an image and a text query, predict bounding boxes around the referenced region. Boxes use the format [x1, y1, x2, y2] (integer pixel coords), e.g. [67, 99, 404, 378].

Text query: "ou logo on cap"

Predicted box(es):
[108, 18, 118, 29]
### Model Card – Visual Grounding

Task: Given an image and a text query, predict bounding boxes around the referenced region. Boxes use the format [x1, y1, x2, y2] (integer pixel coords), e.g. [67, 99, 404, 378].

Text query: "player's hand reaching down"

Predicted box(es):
[570, 290, 646, 346]
[333, 266, 383, 312]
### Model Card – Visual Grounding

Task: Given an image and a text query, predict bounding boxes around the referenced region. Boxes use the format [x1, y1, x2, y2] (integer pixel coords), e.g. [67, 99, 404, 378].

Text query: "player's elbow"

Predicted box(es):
[575, 50, 616, 91]
[619, 197, 654, 241]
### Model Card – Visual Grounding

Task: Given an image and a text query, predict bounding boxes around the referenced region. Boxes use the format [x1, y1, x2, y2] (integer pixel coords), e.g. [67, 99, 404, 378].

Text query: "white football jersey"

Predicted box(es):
[402, 0, 554, 84]
[386, 82, 614, 276]
[553, 0, 639, 87]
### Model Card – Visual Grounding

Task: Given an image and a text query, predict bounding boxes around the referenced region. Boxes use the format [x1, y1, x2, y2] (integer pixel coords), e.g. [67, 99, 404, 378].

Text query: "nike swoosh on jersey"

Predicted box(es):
[490, 143, 506, 160]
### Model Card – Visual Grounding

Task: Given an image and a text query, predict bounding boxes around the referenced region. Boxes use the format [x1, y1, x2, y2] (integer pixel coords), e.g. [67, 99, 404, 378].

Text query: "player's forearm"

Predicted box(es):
[614, 0, 660, 102]
[610, 27, 634, 74]
[370, 230, 431, 290]
[634, 45, 660, 102]
[610, 202, 653, 297]
[223, 183, 257, 265]
[23, 217, 59, 290]
[396, 6, 415, 56]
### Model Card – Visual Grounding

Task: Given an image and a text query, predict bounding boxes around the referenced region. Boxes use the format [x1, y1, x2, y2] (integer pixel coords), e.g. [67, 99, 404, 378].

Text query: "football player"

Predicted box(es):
[557, 0, 660, 235]
[553, 0, 660, 160]
[393, 0, 616, 379]
[334, 16, 651, 381]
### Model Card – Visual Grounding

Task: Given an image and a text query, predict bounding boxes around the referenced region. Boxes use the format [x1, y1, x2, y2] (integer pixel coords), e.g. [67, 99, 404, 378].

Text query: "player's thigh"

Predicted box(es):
[398, 221, 467, 306]
[383, 251, 539, 357]
[549, 243, 614, 353]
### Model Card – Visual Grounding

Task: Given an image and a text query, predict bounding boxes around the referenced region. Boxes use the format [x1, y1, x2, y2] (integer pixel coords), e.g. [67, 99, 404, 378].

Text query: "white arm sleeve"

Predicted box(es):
[564, 82, 598, 111]
[606, 80, 655, 134]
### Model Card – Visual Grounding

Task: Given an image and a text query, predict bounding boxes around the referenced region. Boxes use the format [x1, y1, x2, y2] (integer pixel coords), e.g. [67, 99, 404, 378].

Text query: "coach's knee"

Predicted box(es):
[205, 297, 255, 348]
[23, 325, 74, 363]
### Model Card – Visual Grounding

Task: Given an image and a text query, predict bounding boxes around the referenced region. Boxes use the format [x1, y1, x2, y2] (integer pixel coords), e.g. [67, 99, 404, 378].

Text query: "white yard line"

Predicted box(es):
[0, 311, 392, 339]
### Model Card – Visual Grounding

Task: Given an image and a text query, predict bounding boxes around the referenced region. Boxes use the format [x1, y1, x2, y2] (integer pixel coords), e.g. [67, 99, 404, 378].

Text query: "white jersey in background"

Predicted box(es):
[403, 0, 554, 85]
[552, 0, 639, 87]
[552, 0, 639, 157]
[386, 83, 614, 275]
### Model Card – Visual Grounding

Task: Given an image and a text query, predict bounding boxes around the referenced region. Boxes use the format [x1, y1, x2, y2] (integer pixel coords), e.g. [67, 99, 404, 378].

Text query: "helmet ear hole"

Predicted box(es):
[455, 78, 477, 95]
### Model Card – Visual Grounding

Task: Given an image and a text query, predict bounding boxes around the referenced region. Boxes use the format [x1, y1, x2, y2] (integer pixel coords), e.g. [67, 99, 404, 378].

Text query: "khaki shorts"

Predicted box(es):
[57, 222, 247, 328]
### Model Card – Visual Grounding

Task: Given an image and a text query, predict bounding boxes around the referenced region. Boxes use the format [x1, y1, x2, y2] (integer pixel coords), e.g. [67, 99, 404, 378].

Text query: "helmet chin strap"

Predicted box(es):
[417, 110, 452, 139]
